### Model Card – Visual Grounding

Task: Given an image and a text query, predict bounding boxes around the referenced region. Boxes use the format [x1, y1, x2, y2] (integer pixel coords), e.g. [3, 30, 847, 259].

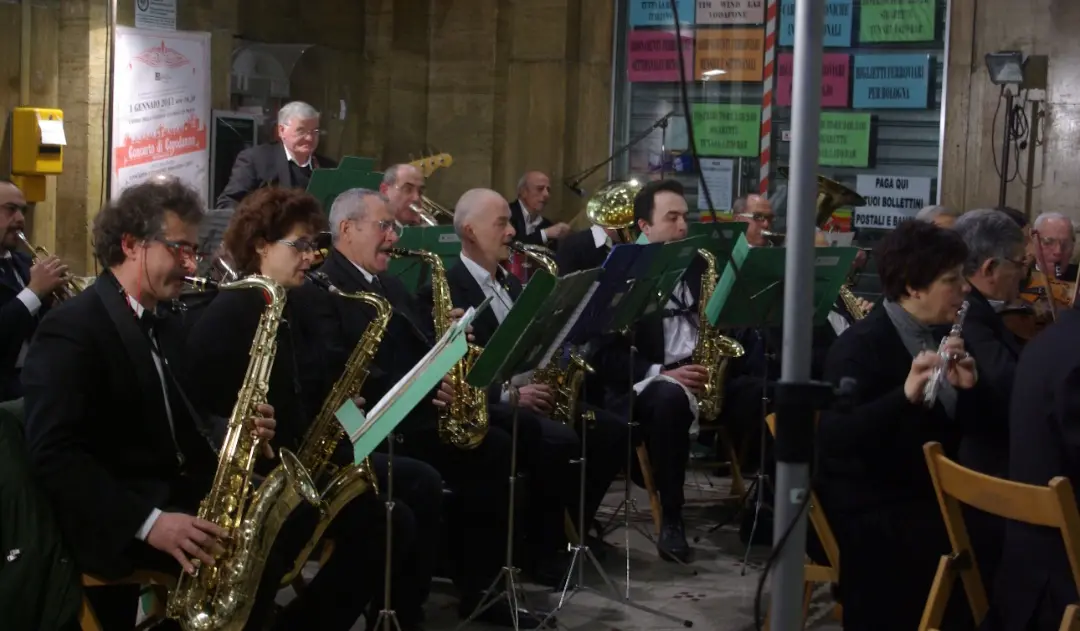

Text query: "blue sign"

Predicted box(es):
[629, 0, 695, 27]
[851, 54, 932, 109]
[779, 0, 853, 47]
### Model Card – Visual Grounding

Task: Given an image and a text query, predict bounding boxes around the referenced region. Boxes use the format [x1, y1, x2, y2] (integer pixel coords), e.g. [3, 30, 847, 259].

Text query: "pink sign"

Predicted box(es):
[627, 30, 695, 83]
[776, 53, 850, 107]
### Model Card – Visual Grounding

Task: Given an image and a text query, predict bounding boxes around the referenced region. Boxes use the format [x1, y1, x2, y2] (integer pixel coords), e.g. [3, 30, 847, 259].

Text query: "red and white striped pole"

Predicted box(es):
[759, 0, 779, 195]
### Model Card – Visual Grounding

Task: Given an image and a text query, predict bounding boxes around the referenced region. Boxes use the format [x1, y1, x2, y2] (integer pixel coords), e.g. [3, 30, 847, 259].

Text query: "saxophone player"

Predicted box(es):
[428, 188, 627, 583]
[183, 187, 408, 631]
[0, 179, 68, 401]
[21, 179, 280, 630]
[309, 188, 555, 628]
[591, 179, 705, 563]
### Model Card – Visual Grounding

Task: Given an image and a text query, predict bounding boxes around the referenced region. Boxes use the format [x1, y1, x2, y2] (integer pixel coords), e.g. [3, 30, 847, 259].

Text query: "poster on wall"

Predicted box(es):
[777, 53, 850, 107]
[696, 0, 765, 25]
[851, 54, 932, 109]
[629, 0, 695, 27]
[859, 0, 937, 43]
[779, 0, 853, 47]
[111, 27, 211, 201]
[627, 31, 696, 82]
[697, 158, 735, 211]
[853, 174, 932, 229]
[694, 28, 765, 82]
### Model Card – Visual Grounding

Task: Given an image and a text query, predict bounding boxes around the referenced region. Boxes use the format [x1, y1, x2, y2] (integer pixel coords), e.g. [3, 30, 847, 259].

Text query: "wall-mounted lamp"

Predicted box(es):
[985, 51, 1026, 85]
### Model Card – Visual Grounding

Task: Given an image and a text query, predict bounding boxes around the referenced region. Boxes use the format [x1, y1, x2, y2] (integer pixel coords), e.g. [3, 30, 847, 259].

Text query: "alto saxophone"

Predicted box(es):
[390, 248, 489, 449]
[838, 286, 869, 320]
[167, 275, 323, 631]
[510, 241, 595, 425]
[692, 249, 746, 422]
[15, 230, 93, 301]
[278, 271, 392, 584]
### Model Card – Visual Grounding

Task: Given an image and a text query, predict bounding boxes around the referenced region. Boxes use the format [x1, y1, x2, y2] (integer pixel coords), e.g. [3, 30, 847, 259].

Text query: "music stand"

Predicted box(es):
[458, 269, 599, 631]
[389, 225, 462, 291]
[693, 241, 856, 569]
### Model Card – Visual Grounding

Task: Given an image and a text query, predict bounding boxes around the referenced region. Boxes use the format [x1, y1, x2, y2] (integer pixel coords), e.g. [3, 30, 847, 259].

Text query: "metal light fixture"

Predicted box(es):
[985, 51, 1026, 85]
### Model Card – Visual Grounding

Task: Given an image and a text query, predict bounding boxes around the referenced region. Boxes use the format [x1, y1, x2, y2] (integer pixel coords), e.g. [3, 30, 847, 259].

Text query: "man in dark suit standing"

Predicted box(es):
[201, 101, 338, 255]
[508, 171, 571, 247]
[313, 188, 554, 628]
[21, 179, 285, 630]
[0, 180, 67, 401]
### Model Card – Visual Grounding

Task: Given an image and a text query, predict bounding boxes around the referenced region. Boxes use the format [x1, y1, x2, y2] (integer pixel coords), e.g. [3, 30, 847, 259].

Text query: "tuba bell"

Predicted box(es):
[762, 168, 866, 245]
[585, 179, 642, 244]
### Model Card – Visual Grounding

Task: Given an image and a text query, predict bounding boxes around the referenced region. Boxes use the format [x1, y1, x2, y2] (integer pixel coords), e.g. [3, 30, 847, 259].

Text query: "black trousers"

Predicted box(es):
[611, 380, 695, 516]
[86, 481, 401, 631]
[489, 402, 578, 554]
[397, 424, 511, 598]
[368, 452, 443, 622]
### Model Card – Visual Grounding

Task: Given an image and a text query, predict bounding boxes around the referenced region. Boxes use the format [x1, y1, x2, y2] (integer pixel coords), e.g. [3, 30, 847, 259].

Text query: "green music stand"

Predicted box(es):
[337, 156, 377, 172]
[307, 163, 384, 213]
[688, 221, 748, 260]
[388, 225, 463, 290]
[606, 235, 707, 333]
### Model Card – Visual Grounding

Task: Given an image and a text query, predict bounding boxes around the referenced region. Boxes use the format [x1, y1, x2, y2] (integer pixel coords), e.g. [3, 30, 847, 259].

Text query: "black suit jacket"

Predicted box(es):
[817, 306, 971, 515]
[0, 251, 36, 400]
[958, 286, 1021, 478]
[554, 228, 609, 275]
[993, 306, 1080, 630]
[22, 273, 217, 577]
[314, 249, 441, 435]
[509, 200, 553, 247]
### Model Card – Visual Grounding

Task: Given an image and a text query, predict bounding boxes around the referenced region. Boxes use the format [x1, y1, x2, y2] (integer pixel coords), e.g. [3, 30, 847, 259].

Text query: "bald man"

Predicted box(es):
[509, 171, 571, 246]
[379, 164, 428, 226]
[1032, 212, 1078, 280]
[733, 194, 776, 247]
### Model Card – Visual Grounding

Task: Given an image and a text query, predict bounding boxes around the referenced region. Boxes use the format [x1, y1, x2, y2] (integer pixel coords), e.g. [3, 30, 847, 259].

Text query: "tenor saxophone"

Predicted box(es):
[510, 242, 595, 425]
[692, 249, 746, 422]
[278, 271, 392, 584]
[390, 248, 489, 449]
[167, 275, 323, 631]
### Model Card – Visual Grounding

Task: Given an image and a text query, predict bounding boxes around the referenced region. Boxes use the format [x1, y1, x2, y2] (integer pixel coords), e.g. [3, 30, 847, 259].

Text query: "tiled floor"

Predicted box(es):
[286, 474, 844, 631]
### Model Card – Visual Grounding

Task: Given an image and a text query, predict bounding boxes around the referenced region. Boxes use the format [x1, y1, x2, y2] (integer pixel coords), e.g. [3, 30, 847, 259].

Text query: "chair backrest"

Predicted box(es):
[765, 413, 840, 572]
[923, 441, 1080, 625]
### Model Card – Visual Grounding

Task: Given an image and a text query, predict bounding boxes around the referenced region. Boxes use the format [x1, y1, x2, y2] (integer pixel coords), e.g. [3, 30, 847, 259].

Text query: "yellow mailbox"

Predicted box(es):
[11, 107, 66, 202]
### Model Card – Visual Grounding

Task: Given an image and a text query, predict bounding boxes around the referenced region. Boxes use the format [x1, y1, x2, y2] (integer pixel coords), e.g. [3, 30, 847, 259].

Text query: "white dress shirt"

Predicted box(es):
[641, 282, 698, 381]
[128, 295, 178, 542]
[284, 144, 312, 168]
[459, 253, 524, 400]
[2, 251, 42, 367]
[590, 225, 613, 250]
[350, 260, 377, 284]
[516, 201, 548, 244]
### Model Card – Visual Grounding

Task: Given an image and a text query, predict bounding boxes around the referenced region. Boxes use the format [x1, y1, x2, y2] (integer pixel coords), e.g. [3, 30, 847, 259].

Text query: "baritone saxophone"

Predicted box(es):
[279, 270, 392, 584]
[167, 275, 323, 631]
[389, 248, 488, 449]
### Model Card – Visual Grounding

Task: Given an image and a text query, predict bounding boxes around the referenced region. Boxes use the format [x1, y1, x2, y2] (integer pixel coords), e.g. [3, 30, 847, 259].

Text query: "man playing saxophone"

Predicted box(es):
[427, 188, 627, 582]
[0, 179, 68, 401]
[308, 187, 554, 628]
[183, 187, 410, 631]
[21, 179, 282, 630]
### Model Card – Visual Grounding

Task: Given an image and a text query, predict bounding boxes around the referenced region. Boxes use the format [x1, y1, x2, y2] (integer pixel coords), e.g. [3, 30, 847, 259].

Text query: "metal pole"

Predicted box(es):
[770, 0, 824, 628]
[998, 88, 1015, 209]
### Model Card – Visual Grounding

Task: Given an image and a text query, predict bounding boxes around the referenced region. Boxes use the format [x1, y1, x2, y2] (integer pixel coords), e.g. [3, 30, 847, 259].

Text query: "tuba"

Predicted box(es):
[279, 270, 392, 584]
[764, 169, 866, 245]
[390, 248, 488, 449]
[510, 242, 595, 425]
[585, 179, 641, 244]
[692, 249, 746, 421]
[15, 231, 94, 300]
[167, 275, 323, 631]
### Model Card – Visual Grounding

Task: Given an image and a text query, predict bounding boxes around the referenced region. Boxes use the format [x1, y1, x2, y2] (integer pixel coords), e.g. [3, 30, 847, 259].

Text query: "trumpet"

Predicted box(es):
[15, 231, 94, 301]
[408, 195, 454, 226]
[923, 300, 970, 407]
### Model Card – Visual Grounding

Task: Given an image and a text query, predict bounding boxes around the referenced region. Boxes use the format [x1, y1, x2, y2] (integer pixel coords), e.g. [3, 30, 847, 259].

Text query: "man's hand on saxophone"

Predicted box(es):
[249, 402, 277, 459]
[447, 306, 476, 343]
[518, 383, 554, 414]
[28, 254, 68, 300]
[661, 364, 708, 395]
[146, 512, 229, 575]
[432, 378, 455, 409]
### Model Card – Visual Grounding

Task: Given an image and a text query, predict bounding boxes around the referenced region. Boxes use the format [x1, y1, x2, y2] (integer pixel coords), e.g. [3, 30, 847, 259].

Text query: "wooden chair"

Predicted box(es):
[762, 413, 843, 630]
[79, 571, 175, 631]
[920, 441, 1080, 631]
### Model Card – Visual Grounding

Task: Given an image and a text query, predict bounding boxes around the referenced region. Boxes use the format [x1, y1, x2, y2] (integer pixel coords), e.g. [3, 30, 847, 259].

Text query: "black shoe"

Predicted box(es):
[657, 515, 691, 563]
[458, 595, 556, 629]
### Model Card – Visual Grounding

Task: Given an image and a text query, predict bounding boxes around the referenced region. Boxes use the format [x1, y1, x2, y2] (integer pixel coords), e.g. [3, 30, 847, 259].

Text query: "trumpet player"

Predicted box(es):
[0, 179, 69, 402]
[431, 189, 627, 583]
[731, 193, 775, 248]
[379, 163, 428, 226]
[22, 179, 282, 630]
[817, 219, 978, 631]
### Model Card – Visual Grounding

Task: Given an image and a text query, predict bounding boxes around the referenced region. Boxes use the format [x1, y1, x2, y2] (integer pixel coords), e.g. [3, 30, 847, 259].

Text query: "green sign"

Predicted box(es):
[692, 103, 759, 158]
[859, 0, 936, 43]
[819, 112, 871, 167]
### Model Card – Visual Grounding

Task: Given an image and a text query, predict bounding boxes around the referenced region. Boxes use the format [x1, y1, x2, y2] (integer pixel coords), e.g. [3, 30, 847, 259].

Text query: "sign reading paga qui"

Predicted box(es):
[853, 174, 933, 229]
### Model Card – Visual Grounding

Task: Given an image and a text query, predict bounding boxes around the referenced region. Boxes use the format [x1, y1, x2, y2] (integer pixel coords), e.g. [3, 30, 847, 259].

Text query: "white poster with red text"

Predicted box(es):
[111, 27, 210, 202]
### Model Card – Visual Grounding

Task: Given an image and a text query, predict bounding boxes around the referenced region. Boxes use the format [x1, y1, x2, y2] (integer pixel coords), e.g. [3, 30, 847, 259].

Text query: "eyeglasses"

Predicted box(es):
[1039, 236, 1074, 249]
[157, 239, 199, 260]
[1, 202, 27, 215]
[277, 238, 320, 253]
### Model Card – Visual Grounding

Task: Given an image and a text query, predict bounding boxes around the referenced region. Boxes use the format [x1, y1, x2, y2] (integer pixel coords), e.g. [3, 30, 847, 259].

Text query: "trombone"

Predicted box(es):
[409, 196, 455, 226]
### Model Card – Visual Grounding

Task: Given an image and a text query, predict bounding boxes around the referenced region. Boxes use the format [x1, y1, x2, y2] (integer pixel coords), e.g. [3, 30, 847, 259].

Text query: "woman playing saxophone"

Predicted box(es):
[182, 187, 404, 631]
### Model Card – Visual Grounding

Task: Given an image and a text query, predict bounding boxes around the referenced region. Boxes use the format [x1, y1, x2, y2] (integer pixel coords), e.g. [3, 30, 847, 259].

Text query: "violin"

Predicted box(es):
[1005, 230, 1079, 342]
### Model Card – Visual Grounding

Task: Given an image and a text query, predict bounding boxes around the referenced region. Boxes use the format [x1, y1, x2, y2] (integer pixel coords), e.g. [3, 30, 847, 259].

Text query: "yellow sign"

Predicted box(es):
[693, 28, 765, 82]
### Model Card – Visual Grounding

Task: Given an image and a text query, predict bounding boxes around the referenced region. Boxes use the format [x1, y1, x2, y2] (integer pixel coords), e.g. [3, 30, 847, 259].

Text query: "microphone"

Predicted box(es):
[564, 180, 585, 197]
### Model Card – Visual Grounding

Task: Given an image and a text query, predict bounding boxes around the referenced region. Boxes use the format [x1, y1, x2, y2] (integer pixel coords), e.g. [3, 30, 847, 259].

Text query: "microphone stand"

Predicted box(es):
[564, 111, 676, 196]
